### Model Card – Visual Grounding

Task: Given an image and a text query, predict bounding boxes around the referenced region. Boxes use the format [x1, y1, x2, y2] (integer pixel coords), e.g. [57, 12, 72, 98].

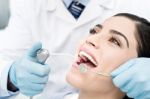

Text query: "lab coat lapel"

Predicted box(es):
[46, 0, 115, 27]
[47, 0, 76, 23]
[76, 0, 115, 27]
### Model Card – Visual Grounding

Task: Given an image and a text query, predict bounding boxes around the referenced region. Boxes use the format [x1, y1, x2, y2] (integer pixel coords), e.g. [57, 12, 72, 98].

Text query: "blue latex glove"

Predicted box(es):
[111, 58, 150, 99]
[9, 42, 50, 96]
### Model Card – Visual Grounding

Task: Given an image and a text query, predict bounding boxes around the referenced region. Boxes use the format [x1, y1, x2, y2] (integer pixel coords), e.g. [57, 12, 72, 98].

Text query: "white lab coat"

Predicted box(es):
[0, 0, 150, 99]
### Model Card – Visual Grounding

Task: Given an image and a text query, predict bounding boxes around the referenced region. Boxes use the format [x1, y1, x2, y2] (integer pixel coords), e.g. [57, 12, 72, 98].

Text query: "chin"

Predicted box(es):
[66, 69, 84, 89]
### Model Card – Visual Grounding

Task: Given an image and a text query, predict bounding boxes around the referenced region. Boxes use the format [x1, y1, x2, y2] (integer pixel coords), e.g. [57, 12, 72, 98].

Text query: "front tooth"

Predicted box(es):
[79, 51, 97, 66]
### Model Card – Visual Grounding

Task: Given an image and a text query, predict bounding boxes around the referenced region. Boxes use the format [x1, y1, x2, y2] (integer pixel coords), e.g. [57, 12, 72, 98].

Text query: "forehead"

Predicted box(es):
[102, 16, 138, 49]
[102, 16, 137, 39]
[102, 16, 136, 33]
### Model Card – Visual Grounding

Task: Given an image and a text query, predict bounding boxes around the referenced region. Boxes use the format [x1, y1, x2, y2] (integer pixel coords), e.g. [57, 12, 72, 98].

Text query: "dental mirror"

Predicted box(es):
[79, 64, 111, 77]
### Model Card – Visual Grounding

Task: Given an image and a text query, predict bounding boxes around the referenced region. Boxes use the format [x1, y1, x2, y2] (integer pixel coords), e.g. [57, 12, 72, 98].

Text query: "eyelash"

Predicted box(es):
[89, 28, 97, 34]
[89, 24, 102, 34]
[109, 36, 121, 47]
[89, 28, 122, 47]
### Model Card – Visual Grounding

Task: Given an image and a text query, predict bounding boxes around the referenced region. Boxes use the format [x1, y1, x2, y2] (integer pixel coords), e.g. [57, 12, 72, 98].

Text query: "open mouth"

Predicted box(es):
[76, 51, 98, 68]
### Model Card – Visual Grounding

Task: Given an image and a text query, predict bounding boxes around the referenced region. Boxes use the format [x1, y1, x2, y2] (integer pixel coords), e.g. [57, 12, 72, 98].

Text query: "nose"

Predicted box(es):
[85, 35, 99, 49]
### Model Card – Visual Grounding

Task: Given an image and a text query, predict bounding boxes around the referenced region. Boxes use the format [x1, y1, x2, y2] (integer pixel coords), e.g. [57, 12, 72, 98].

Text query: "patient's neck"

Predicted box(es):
[78, 88, 125, 99]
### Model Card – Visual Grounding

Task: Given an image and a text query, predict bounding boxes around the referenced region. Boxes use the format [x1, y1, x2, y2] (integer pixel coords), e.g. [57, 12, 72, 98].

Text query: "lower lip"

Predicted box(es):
[72, 62, 79, 69]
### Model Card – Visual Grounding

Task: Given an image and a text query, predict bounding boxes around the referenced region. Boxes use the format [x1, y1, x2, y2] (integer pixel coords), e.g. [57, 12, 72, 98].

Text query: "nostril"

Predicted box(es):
[86, 40, 98, 49]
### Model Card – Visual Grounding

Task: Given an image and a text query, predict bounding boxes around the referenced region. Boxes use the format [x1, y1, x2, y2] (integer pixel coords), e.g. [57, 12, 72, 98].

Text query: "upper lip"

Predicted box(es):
[78, 47, 98, 66]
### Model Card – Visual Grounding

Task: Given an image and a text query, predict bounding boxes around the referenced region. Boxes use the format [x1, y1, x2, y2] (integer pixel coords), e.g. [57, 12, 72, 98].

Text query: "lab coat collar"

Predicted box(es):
[46, 0, 115, 11]
[47, 0, 57, 11]
[46, 0, 116, 26]
[47, 0, 76, 23]
[98, 0, 116, 10]
[75, 0, 116, 27]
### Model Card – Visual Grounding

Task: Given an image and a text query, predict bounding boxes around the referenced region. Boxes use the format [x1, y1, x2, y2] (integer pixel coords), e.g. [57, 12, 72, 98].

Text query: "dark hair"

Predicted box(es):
[114, 13, 150, 99]
[114, 13, 150, 58]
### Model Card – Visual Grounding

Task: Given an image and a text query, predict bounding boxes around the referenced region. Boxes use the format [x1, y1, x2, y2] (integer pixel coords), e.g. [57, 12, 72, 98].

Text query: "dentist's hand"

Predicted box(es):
[111, 58, 150, 99]
[9, 42, 50, 96]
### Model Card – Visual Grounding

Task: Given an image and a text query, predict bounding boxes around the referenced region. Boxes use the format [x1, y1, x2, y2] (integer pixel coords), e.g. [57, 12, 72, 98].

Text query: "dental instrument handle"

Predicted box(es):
[30, 49, 49, 99]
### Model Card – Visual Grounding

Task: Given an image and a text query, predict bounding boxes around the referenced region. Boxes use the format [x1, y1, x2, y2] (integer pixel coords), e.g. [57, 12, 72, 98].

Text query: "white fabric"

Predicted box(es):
[0, 0, 150, 99]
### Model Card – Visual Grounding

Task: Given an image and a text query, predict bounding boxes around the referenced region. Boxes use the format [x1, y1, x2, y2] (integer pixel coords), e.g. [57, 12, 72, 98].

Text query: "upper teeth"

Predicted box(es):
[79, 51, 97, 66]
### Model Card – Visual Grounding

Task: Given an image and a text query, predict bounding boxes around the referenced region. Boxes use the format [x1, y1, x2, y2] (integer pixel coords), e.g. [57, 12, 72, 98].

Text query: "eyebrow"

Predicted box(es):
[95, 24, 102, 29]
[94, 24, 129, 48]
[110, 30, 129, 48]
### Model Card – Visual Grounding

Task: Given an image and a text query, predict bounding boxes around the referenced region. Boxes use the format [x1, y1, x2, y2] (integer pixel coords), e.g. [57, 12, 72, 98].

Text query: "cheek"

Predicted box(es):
[97, 50, 130, 73]
[66, 67, 115, 92]
[66, 67, 90, 89]
[87, 76, 115, 92]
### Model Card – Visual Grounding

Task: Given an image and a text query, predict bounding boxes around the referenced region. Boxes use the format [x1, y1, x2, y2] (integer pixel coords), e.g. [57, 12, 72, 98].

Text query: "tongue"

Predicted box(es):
[77, 56, 96, 68]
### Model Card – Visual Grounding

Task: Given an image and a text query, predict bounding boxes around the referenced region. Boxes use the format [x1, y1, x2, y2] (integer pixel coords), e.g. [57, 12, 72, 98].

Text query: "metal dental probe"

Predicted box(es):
[79, 64, 111, 77]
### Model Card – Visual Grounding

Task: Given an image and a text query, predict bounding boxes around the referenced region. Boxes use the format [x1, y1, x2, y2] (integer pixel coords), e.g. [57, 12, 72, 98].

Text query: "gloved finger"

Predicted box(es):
[136, 89, 150, 99]
[126, 81, 142, 98]
[27, 83, 45, 91]
[111, 59, 136, 77]
[127, 76, 150, 98]
[26, 62, 50, 77]
[20, 88, 42, 96]
[28, 74, 49, 84]
[112, 66, 134, 90]
[119, 73, 140, 98]
[26, 42, 42, 57]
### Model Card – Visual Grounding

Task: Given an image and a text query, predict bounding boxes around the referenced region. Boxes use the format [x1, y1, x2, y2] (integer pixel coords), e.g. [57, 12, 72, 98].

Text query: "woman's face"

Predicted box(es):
[66, 16, 138, 93]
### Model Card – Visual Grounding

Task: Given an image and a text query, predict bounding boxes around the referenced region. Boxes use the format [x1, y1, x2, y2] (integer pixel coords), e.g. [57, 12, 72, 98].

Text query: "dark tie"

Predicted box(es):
[68, 0, 85, 19]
